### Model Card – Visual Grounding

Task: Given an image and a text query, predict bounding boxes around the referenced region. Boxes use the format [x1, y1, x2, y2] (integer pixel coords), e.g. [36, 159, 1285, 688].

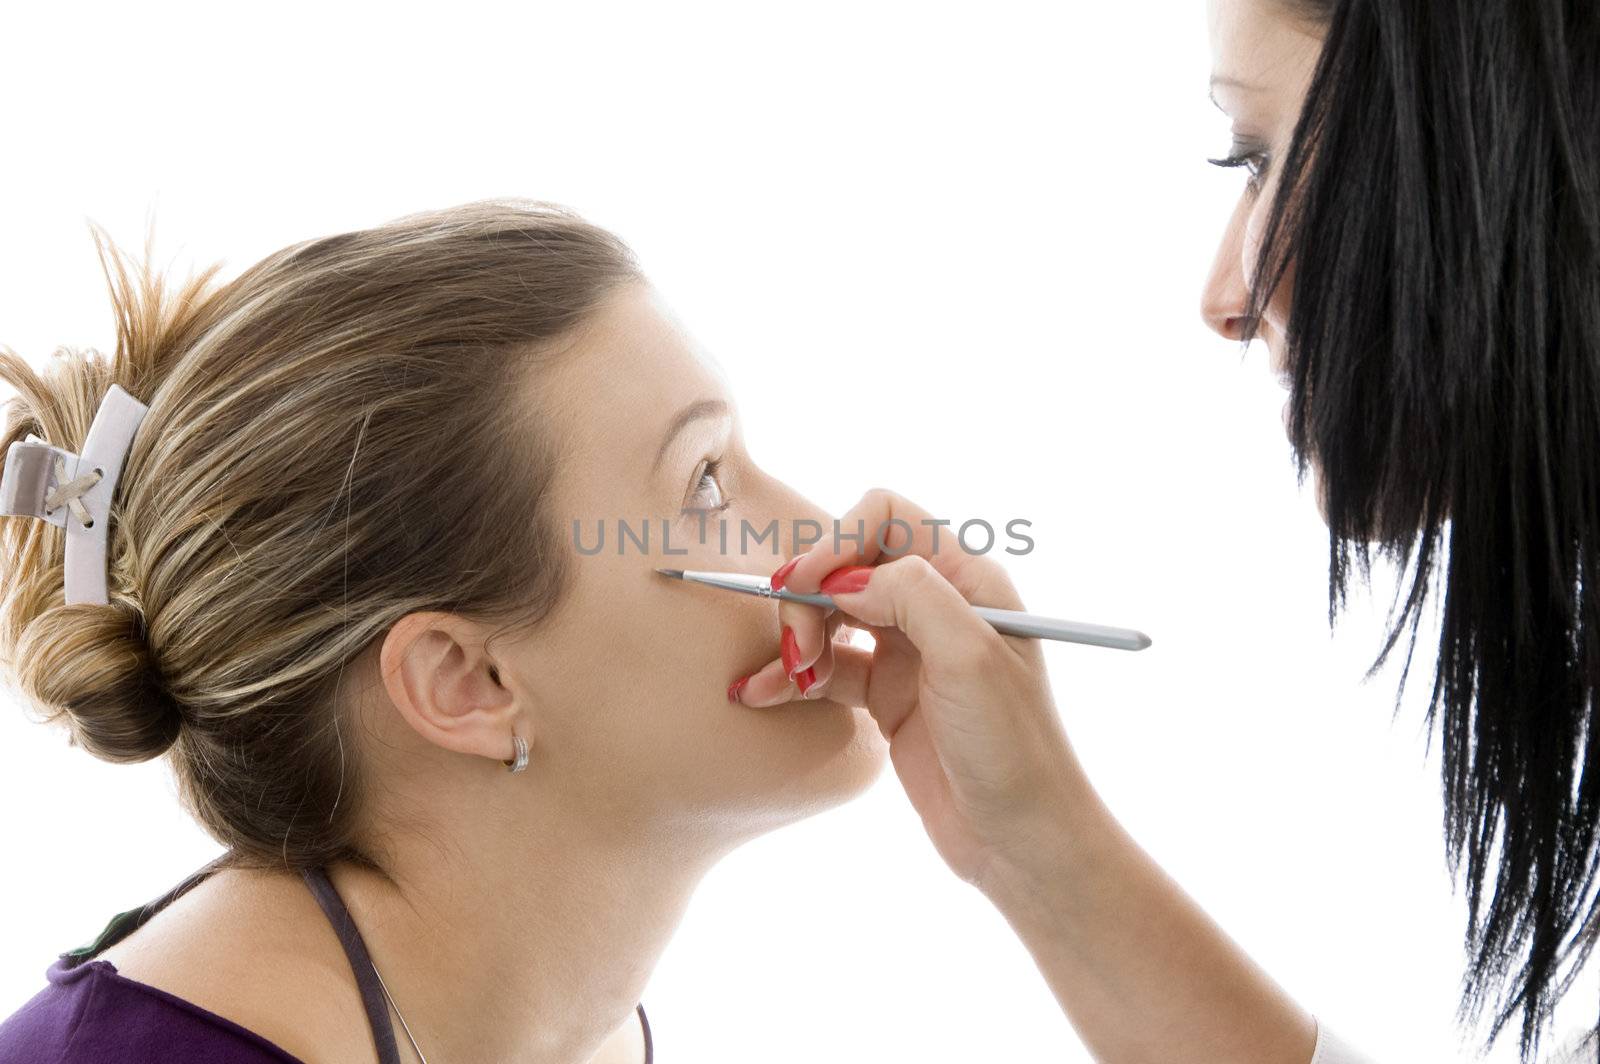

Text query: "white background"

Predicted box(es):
[2, 2, 1591, 1061]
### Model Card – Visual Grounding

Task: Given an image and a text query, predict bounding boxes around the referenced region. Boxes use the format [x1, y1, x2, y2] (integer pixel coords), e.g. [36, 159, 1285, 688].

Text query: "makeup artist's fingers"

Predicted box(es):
[776, 488, 1027, 616]
[769, 487, 1012, 701]
[774, 625, 936, 789]
[740, 611, 849, 704]
[729, 655, 797, 708]
[730, 614, 850, 707]
[794, 612, 852, 699]
[746, 627, 888, 714]
[822, 552, 1016, 675]
[774, 590, 831, 692]
[802, 626, 923, 736]
[791, 640, 871, 708]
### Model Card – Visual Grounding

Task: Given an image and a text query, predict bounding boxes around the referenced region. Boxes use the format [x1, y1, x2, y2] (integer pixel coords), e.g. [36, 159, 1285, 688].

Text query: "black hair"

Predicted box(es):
[1239, 0, 1599, 1059]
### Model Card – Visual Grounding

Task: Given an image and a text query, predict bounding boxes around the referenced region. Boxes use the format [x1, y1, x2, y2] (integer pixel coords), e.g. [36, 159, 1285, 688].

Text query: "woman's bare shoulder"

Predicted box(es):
[95, 866, 377, 1064]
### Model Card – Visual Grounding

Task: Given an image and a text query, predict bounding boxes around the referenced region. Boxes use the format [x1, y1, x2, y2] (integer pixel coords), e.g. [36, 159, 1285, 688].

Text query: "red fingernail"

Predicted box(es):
[781, 626, 801, 678]
[727, 675, 752, 703]
[796, 667, 817, 696]
[820, 565, 873, 595]
[770, 556, 801, 592]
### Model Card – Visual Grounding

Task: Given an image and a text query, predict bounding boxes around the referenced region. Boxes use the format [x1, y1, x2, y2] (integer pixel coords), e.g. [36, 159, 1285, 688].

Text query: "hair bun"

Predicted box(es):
[10, 597, 182, 763]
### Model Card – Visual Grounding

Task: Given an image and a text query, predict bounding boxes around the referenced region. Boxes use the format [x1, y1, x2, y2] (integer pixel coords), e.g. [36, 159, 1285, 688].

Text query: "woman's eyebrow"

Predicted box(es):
[651, 398, 729, 474]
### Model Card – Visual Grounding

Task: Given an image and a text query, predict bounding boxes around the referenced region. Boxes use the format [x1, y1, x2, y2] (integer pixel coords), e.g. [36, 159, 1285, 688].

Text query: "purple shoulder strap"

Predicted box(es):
[299, 865, 402, 1064]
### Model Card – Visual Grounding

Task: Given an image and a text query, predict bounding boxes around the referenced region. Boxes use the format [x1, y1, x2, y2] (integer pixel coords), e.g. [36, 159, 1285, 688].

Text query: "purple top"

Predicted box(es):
[0, 855, 653, 1063]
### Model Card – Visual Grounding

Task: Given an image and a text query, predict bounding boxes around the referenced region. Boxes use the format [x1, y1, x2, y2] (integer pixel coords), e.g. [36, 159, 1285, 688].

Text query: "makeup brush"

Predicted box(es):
[654, 568, 1151, 651]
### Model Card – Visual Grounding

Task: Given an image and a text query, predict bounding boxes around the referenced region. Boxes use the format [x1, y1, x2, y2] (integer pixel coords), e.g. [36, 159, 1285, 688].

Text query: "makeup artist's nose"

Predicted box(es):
[1201, 198, 1251, 342]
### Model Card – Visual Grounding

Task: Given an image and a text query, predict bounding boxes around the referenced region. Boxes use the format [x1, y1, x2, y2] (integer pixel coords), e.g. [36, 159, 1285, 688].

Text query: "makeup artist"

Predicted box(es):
[729, 0, 1600, 1061]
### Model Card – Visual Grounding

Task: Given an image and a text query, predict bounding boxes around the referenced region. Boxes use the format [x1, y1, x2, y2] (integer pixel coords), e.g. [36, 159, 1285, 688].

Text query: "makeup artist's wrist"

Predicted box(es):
[973, 774, 1124, 935]
[974, 777, 1321, 1063]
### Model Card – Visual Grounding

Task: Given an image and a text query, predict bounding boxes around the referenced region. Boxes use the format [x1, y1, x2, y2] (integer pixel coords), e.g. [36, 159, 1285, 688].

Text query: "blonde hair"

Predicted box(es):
[0, 199, 641, 877]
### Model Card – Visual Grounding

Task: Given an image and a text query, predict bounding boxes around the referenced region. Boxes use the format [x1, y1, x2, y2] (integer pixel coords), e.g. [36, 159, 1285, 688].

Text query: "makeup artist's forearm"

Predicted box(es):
[981, 792, 1318, 1064]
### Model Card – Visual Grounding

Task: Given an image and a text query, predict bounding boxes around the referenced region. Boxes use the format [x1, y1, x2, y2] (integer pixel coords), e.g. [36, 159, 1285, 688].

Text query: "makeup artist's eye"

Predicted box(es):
[1207, 141, 1271, 193]
[685, 458, 732, 514]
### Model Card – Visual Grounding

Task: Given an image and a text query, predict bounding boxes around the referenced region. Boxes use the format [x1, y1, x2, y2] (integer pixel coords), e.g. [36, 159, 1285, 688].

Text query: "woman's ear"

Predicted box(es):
[378, 611, 526, 764]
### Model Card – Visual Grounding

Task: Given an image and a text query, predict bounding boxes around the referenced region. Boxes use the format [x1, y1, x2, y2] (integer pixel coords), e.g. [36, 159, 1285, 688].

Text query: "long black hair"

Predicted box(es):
[1241, 0, 1599, 1058]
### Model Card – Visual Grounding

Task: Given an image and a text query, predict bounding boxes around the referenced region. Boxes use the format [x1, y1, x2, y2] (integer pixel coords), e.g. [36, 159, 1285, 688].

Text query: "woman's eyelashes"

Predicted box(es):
[685, 457, 733, 514]
[1207, 136, 1271, 193]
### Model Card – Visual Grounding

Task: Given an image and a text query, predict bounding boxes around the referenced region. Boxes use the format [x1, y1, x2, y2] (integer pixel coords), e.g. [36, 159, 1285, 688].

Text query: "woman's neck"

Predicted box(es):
[328, 786, 728, 1063]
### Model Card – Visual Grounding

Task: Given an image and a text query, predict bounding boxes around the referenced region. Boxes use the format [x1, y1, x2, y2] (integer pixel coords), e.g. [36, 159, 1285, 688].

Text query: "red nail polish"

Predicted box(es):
[727, 675, 751, 703]
[796, 667, 817, 695]
[820, 565, 873, 595]
[770, 556, 801, 592]
[781, 626, 801, 678]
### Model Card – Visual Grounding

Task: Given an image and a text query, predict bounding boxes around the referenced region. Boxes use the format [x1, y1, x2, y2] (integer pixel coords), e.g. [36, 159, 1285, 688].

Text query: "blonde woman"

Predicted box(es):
[0, 200, 886, 1063]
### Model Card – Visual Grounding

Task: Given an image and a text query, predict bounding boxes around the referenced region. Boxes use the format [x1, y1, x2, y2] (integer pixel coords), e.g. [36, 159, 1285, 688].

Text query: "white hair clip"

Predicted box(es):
[0, 383, 150, 605]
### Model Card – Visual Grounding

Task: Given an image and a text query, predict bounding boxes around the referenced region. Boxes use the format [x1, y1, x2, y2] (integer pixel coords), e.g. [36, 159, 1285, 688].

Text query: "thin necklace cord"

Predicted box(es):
[370, 959, 430, 1064]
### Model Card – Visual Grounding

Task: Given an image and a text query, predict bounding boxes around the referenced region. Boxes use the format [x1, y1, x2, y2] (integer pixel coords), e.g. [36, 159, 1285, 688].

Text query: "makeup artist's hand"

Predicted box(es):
[734, 489, 1322, 1064]
[730, 487, 1098, 892]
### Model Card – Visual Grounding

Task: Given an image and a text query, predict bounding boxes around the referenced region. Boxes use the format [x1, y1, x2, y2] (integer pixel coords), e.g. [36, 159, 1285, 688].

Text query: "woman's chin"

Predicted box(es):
[808, 698, 891, 791]
[753, 700, 891, 827]
[827, 701, 892, 793]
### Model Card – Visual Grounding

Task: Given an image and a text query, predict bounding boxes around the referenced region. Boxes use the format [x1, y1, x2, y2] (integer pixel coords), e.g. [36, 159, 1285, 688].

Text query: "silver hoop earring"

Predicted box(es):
[503, 734, 528, 774]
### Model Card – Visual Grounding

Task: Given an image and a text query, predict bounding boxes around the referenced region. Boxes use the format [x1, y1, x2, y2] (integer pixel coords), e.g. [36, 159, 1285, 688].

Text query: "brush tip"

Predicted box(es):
[654, 568, 685, 579]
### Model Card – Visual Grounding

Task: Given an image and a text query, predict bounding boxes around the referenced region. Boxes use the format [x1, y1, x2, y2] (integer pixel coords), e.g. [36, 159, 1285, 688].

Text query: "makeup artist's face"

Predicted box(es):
[1200, 0, 1328, 519]
[511, 280, 887, 841]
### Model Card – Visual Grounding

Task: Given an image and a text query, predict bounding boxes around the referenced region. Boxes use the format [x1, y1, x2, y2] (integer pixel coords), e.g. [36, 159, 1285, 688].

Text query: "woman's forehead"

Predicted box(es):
[1208, 0, 1321, 96]
[537, 285, 732, 470]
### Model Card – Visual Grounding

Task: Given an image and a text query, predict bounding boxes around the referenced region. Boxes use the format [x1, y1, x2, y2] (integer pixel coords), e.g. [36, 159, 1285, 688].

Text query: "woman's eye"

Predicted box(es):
[1207, 143, 1271, 192]
[686, 458, 731, 513]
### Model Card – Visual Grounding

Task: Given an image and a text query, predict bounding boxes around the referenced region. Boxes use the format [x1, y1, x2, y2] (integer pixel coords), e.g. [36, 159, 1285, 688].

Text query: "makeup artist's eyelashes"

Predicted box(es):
[1207, 140, 1271, 194]
[685, 457, 733, 514]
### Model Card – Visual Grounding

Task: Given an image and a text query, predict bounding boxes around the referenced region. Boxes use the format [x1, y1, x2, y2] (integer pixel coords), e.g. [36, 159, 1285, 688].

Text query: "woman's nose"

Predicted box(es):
[1201, 201, 1252, 342]
[767, 485, 835, 562]
[1201, 256, 1250, 342]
